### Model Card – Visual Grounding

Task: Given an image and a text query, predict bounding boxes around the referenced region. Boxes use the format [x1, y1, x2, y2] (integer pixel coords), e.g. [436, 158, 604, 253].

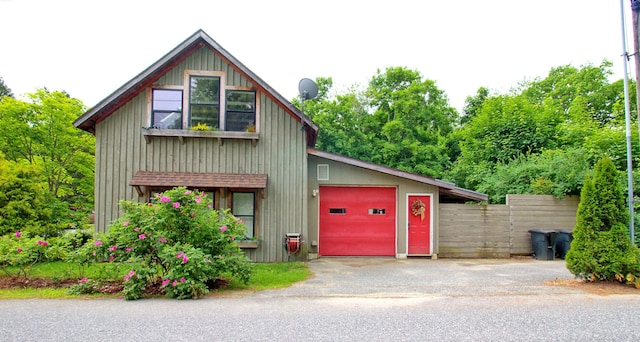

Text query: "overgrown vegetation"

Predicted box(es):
[0, 89, 94, 237]
[0, 261, 311, 299]
[0, 229, 92, 278]
[565, 156, 640, 286]
[69, 187, 253, 300]
[300, 62, 640, 206]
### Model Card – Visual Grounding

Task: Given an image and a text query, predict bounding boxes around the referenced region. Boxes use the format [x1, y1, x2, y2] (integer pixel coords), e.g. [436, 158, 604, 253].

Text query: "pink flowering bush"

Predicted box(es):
[159, 244, 214, 299]
[0, 232, 66, 278]
[73, 187, 252, 299]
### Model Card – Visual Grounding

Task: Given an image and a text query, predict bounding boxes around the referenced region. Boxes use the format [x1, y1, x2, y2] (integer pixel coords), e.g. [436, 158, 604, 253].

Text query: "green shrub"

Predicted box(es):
[566, 156, 640, 283]
[71, 187, 253, 299]
[0, 231, 67, 278]
[67, 278, 100, 295]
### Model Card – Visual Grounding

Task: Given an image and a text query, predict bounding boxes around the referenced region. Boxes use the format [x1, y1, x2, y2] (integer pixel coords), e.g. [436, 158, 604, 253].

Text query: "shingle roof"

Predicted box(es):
[129, 171, 267, 189]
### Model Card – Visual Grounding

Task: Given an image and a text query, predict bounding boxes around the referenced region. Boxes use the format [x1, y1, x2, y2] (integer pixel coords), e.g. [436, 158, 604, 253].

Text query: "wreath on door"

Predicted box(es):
[411, 199, 426, 221]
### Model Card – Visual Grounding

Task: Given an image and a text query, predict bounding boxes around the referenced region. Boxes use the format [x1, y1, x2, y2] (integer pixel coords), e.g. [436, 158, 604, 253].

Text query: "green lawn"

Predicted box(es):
[0, 261, 312, 299]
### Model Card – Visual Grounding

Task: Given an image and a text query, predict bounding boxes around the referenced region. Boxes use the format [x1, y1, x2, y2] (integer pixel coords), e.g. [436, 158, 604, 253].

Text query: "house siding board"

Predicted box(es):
[93, 48, 305, 262]
[154, 47, 253, 89]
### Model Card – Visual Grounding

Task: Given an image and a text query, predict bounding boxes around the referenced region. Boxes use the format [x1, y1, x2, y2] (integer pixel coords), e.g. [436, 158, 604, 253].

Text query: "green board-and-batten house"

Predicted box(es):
[74, 29, 486, 262]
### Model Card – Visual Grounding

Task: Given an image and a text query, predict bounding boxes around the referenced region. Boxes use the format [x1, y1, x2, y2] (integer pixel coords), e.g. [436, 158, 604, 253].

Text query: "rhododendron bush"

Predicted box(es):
[72, 187, 252, 299]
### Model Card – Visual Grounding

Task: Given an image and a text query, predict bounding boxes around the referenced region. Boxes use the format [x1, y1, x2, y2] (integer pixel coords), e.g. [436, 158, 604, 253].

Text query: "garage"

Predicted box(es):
[319, 186, 396, 256]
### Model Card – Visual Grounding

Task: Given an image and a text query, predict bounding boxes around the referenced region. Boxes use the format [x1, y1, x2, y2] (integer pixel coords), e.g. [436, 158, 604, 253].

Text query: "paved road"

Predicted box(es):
[1, 258, 640, 341]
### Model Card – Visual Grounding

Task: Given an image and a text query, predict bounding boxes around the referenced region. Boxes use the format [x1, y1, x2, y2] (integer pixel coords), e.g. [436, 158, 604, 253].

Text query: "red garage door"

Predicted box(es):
[319, 186, 396, 256]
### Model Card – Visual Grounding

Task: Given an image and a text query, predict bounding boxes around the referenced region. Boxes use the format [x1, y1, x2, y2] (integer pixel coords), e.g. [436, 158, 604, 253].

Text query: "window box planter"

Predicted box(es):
[236, 240, 259, 249]
[142, 128, 259, 146]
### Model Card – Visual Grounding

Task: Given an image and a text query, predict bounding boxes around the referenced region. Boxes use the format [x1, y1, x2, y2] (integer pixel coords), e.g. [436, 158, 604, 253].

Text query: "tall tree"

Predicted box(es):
[0, 89, 94, 206]
[461, 86, 489, 125]
[366, 67, 457, 176]
[0, 76, 12, 98]
[446, 61, 633, 200]
[304, 69, 458, 178]
[565, 156, 640, 281]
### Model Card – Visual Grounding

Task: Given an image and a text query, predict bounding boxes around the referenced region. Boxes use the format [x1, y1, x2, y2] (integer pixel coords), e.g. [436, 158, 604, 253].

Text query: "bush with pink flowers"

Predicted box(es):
[71, 187, 252, 299]
[0, 231, 67, 278]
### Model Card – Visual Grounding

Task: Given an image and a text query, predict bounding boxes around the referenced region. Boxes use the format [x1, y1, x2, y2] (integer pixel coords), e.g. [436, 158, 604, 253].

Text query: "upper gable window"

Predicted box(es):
[152, 89, 183, 129]
[189, 76, 220, 129]
[149, 71, 258, 134]
[226, 90, 256, 132]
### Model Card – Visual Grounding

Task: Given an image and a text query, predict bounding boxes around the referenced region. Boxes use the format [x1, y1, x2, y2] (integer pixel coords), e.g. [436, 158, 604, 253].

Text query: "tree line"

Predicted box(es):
[0, 60, 637, 236]
[301, 61, 639, 206]
[0, 77, 94, 236]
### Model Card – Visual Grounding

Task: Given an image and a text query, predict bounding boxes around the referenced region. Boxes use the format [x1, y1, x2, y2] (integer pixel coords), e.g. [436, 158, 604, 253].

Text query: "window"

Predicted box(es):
[152, 89, 183, 129]
[148, 71, 259, 136]
[329, 208, 347, 214]
[189, 76, 220, 129]
[226, 90, 256, 131]
[232, 192, 255, 237]
[368, 208, 386, 215]
[317, 164, 329, 181]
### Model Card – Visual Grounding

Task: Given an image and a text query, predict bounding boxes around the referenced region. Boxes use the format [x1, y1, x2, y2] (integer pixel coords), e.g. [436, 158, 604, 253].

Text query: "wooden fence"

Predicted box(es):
[438, 194, 579, 258]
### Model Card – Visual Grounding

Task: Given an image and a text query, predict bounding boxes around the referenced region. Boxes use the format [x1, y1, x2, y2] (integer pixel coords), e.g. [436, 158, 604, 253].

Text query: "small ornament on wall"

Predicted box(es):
[411, 199, 426, 221]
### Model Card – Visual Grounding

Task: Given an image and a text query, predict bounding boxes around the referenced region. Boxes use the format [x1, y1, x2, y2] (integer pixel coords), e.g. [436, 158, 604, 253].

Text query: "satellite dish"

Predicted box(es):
[298, 78, 318, 101]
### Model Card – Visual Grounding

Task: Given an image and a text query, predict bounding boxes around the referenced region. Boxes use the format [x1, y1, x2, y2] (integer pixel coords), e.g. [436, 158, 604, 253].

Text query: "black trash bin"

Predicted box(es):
[555, 229, 573, 259]
[528, 229, 557, 260]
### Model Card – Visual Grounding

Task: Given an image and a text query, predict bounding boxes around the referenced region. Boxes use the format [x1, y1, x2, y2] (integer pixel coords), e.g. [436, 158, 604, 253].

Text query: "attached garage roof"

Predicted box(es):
[307, 148, 488, 202]
[130, 171, 268, 189]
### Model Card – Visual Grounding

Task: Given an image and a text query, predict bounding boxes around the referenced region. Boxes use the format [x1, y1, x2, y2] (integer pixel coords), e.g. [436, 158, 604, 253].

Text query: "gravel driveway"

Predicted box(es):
[256, 257, 581, 298]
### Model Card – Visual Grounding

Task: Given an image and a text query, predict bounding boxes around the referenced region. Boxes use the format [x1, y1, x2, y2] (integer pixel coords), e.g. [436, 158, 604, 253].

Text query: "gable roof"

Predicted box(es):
[307, 148, 488, 202]
[73, 29, 318, 146]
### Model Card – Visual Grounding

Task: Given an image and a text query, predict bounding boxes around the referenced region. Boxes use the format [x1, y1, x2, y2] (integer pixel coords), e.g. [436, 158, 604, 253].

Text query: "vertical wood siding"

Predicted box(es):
[307, 155, 439, 257]
[94, 47, 306, 262]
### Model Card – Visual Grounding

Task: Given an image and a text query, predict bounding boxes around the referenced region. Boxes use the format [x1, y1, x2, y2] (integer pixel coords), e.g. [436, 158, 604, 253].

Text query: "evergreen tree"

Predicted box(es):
[565, 156, 640, 281]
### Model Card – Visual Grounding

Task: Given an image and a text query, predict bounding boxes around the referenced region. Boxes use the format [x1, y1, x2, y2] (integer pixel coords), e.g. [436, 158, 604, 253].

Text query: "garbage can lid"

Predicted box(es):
[558, 229, 573, 234]
[528, 229, 558, 234]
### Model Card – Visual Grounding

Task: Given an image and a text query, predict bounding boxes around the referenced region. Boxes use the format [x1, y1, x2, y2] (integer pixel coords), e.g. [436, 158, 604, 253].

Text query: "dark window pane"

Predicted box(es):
[226, 111, 256, 131]
[368, 208, 386, 215]
[190, 105, 219, 129]
[226, 91, 255, 112]
[225, 90, 256, 131]
[190, 76, 219, 104]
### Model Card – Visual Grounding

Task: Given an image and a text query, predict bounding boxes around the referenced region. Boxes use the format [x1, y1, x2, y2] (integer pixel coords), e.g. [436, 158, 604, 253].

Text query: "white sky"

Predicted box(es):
[0, 0, 634, 113]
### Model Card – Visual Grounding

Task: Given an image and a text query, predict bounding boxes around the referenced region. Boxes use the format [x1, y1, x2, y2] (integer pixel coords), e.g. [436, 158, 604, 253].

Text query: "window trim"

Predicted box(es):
[225, 88, 257, 132]
[143, 72, 260, 144]
[151, 88, 183, 130]
[229, 190, 258, 239]
[184, 70, 226, 130]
